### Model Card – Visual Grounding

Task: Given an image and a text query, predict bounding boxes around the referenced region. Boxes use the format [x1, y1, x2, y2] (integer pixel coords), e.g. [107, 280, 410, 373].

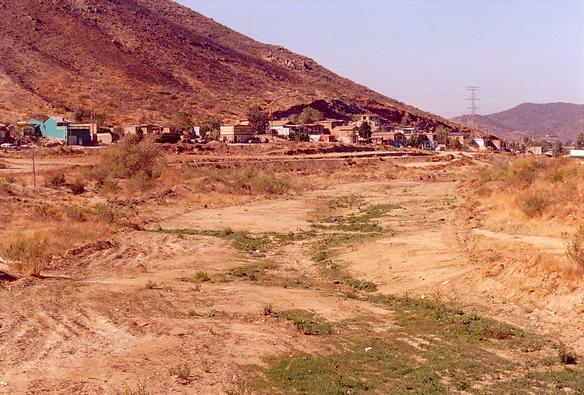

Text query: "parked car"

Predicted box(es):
[0, 143, 16, 149]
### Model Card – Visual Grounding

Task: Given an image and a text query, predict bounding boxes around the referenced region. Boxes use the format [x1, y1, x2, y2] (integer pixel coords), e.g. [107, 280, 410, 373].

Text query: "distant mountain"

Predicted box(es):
[0, 0, 464, 133]
[453, 103, 584, 142]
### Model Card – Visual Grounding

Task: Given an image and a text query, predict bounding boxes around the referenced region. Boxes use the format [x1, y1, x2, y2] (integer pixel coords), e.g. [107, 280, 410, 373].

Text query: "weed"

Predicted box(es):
[195, 270, 210, 282]
[280, 309, 332, 335]
[507, 158, 541, 187]
[261, 304, 276, 316]
[120, 381, 146, 395]
[65, 205, 86, 222]
[169, 362, 191, 383]
[201, 359, 212, 373]
[558, 342, 578, 365]
[46, 172, 66, 188]
[69, 179, 85, 195]
[563, 225, 584, 266]
[343, 277, 378, 292]
[93, 203, 118, 223]
[520, 191, 550, 218]
[0, 233, 51, 277]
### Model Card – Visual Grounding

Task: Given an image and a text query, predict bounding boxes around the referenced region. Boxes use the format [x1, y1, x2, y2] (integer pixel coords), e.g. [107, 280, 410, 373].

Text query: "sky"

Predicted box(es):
[178, 0, 584, 118]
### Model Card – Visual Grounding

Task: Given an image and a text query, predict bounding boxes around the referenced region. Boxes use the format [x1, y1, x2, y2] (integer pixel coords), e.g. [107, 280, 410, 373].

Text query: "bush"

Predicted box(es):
[92, 135, 165, 185]
[507, 158, 541, 188]
[69, 179, 85, 195]
[65, 206, 86, 221]
[46, 172, 66, 188]
[0, 234, 51, 277]
[563, 225, 584, 266]
[169, 363, 191, 383]
[558, 343, 578, 365]
[519, 191, 550, 218]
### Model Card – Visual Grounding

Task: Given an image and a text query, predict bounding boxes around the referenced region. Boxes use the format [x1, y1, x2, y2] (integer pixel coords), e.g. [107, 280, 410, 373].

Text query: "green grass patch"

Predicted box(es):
[279, 309, 332, 335]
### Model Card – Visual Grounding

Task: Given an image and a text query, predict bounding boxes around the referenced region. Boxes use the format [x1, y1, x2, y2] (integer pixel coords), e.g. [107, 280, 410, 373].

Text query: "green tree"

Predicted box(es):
[173, 111, 193, 130]
[358, 121, 372, 141]
[552, 140, 564, 157]
[435, 125, 451, 145]
[200, 118, 221, 139]
[247, 105, 269, 134]
[298, 107, 322, 125]
[574, 133, 584, 149]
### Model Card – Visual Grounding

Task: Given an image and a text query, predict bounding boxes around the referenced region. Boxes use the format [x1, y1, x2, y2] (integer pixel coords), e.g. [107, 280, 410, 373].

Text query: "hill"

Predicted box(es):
[0, 0, 463, 131]
[454, 103, 584, 142]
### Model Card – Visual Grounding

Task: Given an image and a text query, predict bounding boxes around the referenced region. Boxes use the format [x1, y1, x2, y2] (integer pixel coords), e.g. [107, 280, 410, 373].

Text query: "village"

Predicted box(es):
[0, 106, 510, 153]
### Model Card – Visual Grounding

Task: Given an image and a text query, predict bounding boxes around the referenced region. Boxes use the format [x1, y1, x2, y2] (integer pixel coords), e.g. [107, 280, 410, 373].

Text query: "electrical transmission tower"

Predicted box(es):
[465, 86, 480, 130]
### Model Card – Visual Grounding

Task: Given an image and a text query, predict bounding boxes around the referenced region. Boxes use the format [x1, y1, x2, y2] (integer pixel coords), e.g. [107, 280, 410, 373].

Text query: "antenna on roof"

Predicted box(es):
[465, 86, 480, 130]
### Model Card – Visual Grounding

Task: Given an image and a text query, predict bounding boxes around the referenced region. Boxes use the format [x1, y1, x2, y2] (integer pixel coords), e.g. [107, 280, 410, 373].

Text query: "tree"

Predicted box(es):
[358, 121, 372, 141]
[247, 105, 269, 134]
[435, 125, 451, 145]
[298, 107, 322, 125]
[200, 118, 221, 139]
[552, 140, 564, 157]
[574, 133, 584, 149]
[173, 111, 193, 130]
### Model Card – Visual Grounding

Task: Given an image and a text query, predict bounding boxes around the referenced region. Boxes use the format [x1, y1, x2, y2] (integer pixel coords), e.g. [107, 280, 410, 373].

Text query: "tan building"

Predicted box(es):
[371, 131, 405, 146]
[316, 119, 346, 132]
[220, 124, 256, 143]
[332, 125, 358, 143]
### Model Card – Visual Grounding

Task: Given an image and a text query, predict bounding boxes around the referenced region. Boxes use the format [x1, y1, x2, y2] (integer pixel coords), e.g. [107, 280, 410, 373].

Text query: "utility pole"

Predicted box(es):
[32, 144, 37, 190]
[465, 86, 480, 130]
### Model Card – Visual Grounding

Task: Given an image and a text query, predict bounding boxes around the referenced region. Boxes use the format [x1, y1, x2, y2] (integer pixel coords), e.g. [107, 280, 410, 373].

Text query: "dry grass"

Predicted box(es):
[473, 157, 584, 222]
[563, 226, 584, 267]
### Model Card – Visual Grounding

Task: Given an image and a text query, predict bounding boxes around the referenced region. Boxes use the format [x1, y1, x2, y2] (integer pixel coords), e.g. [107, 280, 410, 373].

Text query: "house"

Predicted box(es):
[527, 146, 543, 155]
[302, 123, 325, 135]
[270, 120, 296, 137]
[68, 123, 97, 146]
[220, 124, 256, 143]
[332, 125, 358, 144]
[124, 124, 163, 136]
[570, 150, 584, 158]
[371, 131, 405, 146]
[356, 113, 384, 132]
[26, 115, 70, 141]
[316, 119, 346, 132]
[0, 124, 8, 142]
[96, 131, 113, 145]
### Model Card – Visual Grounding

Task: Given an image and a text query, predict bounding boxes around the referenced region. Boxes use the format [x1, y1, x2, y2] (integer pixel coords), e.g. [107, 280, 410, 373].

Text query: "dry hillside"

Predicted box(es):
[0, 0, 463, 131]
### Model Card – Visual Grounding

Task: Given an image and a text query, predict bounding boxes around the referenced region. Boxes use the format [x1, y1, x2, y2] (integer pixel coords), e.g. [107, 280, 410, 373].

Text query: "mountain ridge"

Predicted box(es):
[453, 102, 584, 142]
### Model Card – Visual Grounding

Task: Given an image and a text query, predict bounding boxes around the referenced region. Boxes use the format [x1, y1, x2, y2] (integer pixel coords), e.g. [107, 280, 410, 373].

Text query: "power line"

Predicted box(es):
[465, 86, 480, 130]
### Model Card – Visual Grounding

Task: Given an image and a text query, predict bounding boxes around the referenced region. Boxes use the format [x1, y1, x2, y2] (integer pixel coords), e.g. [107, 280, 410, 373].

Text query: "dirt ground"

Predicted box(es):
[0, 148, 582, 394]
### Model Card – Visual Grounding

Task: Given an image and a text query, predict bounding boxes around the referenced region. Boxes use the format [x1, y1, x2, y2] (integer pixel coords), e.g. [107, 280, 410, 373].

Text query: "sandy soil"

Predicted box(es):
[1, 153, 583, 393]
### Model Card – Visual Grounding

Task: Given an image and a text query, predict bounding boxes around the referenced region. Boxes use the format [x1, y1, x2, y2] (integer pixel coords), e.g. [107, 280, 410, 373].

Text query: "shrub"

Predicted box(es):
[507, 158, 541, 188]
[93, 203, 117, 223]
[519, 191, 550, 218]
[195, 271, 210, 282]
[198, 167, 292, 196]
[65, 205, 86, 222]
[69, 179, 85, 195]
[169, 363, 191, 383]
[558, 342, 578, 365]
[93, 135, 165, 185]
[46, 172, 66, 188]
[563, 225, 584, 266]
[145, 280, 157, 289]
[0, 234, 51, 277]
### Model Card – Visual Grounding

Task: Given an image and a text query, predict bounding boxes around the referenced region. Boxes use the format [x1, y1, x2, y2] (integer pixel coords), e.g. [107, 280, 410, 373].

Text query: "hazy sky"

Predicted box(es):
[178, 0, 584, 118]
